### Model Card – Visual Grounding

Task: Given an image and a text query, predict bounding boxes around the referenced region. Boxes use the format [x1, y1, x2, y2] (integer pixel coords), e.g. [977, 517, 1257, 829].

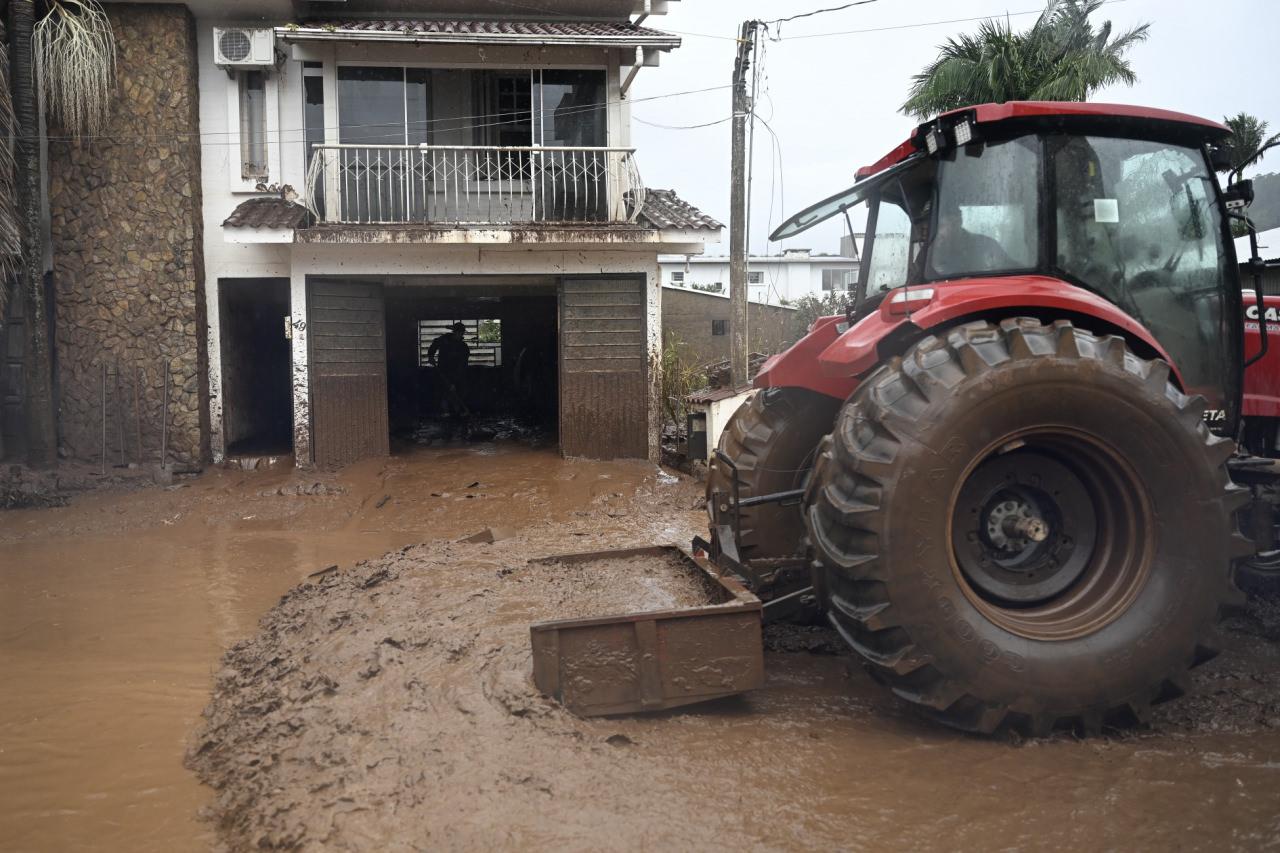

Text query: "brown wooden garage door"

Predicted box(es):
[307, 279, 389, 467]
[559, 276, 648, 459]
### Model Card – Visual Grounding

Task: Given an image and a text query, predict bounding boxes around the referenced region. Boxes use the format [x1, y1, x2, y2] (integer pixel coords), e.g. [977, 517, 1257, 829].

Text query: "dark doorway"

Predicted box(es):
[383, 280, 558, 449]
[219, 278, 292, 457]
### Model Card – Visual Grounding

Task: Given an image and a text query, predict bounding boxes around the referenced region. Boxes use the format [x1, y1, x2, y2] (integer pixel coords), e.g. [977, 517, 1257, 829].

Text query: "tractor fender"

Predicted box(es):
[816, 276, 1183, 384]
[753, 276, 1182, 401]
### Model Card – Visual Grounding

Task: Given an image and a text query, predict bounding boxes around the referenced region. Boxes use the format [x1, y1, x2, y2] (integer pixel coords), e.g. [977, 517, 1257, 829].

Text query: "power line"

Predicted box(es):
[634, 116, 730, 130]
[22, 83, 731, 146]
[764, 0, 880, 26]
[776, 0, 1131, 40]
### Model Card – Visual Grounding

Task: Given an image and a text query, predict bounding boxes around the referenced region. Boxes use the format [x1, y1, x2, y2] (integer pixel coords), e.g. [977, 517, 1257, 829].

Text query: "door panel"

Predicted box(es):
[307, 279, 389, 466]
[559, 277, 648, 459]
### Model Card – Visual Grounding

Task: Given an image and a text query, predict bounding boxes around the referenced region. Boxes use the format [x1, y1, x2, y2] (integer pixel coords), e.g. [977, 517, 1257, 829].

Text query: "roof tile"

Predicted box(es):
[223, 198, 309, 230]
[638, 189, 722, 232]
[286, 19, 677, 45]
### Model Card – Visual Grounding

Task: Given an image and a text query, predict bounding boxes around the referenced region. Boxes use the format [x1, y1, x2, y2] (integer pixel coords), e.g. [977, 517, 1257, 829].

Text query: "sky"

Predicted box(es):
[629, 0, 1280, 257]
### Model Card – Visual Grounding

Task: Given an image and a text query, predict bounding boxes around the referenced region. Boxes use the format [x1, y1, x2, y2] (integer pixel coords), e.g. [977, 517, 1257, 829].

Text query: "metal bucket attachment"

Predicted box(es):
[529, 545, 764, 716]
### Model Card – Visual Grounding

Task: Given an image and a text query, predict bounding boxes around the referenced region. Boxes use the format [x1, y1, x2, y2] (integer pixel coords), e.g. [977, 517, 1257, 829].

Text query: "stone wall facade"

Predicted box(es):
[47, 4, 207, 466]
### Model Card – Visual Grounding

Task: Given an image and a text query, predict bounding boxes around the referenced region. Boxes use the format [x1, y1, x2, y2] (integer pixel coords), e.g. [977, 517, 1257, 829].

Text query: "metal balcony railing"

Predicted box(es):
[304, 144, 645, 226]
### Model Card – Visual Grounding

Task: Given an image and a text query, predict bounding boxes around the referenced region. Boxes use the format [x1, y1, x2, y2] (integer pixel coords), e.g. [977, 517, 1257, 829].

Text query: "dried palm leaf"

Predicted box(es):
[0, 22, 19, 315]
[33, 0, 117, 136]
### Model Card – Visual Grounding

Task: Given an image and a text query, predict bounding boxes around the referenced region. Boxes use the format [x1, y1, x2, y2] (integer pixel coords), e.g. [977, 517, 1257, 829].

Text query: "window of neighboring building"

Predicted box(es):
[711, 319, 727, 336]
[239, 70, 268, 180]
[821, 268, 856, 291]
[671, 271, 685, 284]
[418, 319, 502, 367]
[747, 270, 763, 284]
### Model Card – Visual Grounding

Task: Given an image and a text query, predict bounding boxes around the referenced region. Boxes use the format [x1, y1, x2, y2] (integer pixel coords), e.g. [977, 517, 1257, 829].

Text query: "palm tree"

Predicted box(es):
[1221, 112, 1279, 174]
[901, 0, 1150, 120]
[0, 22, 18, 308]
[6, 0, 116, 465]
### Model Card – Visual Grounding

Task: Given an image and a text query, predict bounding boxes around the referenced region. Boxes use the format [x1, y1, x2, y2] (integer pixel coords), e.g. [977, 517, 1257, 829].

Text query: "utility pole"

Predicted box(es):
[728, 19, 757, 389]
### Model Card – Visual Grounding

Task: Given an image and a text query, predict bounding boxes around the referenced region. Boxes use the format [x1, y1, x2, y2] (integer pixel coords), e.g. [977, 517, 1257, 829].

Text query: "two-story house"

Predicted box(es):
[204, 1, 719, 467]
[33, 0, 718, 472]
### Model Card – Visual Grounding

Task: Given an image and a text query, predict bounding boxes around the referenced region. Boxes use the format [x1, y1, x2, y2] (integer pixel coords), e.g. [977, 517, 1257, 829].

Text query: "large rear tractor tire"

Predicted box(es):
[707, 388, 841, 566]
[805, 318, 1250, 736]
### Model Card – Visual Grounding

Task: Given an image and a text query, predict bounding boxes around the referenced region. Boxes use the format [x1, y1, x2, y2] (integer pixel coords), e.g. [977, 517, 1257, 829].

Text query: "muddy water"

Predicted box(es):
[0, 446, 672, 852]
[5, 443, 1280, 851]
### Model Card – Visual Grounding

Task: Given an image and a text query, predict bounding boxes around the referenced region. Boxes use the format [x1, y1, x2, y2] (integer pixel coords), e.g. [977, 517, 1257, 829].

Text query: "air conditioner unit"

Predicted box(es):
[213, 27, 275, 68]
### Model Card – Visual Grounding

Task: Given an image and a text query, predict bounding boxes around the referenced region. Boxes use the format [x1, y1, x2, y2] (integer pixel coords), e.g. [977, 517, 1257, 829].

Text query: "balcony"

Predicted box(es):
[304, 144, 645, 226]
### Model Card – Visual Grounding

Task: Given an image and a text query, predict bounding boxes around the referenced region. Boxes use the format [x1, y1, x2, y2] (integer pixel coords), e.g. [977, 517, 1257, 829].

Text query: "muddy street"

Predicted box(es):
[0, 446, 691, 851]
[2, 446, 1279, 851]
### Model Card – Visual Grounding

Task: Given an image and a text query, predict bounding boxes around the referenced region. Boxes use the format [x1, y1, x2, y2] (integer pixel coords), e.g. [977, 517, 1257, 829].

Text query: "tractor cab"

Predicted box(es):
[771, 102, 1242, 427]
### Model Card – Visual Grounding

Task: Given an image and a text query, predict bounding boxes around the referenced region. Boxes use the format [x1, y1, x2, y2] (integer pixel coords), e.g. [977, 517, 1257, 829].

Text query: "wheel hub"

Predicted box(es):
[951, 449, 1097, 606]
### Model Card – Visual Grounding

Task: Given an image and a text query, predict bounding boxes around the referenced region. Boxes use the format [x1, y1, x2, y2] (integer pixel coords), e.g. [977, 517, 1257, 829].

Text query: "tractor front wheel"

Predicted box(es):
[804, 318, 1249, 736]
[707, 388, 840, 574]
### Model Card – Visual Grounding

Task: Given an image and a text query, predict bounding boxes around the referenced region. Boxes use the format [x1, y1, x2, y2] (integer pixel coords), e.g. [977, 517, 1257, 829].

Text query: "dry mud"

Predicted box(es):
[189, 539, 1280, 851]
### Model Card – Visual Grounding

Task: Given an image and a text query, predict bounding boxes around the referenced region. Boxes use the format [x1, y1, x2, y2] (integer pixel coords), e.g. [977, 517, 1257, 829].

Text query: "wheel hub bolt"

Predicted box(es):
[1003, 515, 1049, 542]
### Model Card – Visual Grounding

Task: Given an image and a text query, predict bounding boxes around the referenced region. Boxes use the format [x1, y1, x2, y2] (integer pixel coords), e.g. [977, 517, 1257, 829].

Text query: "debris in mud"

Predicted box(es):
[267, 480, 346, 497]
[185, 519, 733, 849]
[408, 415, 550, 447]
[461, 526, 513, 544]
[1, 462, 155, 509]
[762, 622, 849, 656]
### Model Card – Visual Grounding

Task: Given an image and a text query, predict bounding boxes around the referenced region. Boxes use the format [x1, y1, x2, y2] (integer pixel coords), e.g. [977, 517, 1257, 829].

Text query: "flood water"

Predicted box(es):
[2, 444, 1278, 851]
[0, 445, 664, 851]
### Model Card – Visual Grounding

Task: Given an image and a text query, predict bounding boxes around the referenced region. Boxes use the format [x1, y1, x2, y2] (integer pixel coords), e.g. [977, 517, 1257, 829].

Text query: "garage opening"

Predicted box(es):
[383, 279, 559, 449]
[219, 278, 293, 457]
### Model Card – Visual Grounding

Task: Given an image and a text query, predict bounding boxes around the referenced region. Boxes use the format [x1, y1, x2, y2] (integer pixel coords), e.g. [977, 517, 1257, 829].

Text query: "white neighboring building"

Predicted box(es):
[659, 248, 860, 304]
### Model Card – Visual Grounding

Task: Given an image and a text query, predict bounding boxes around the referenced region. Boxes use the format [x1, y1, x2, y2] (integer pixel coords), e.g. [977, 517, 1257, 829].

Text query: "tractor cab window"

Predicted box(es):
[1051, 135, 1232, 403]
[925, 136, 1040, 280]
[862, 157, 936, 295]
[864, 199, 912, 293]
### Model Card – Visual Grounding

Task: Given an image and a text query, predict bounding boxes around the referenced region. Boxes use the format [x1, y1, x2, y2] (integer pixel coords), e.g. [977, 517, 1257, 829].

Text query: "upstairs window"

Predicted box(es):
[671, 271, 685, 284]
[475, 71, 533, 148]
[747, 271, 763, 284]
[239, 70, 267, 180]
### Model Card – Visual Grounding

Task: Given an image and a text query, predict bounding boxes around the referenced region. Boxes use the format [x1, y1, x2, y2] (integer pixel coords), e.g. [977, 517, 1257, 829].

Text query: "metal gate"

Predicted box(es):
[307, 279, 389, 466]
[559, 276, 648, 459]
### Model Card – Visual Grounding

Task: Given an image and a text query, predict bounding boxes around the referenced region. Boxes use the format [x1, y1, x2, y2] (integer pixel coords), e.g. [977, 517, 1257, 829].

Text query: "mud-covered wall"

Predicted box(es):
[47, 4, 207, 465]
[661, 287, 796, 367]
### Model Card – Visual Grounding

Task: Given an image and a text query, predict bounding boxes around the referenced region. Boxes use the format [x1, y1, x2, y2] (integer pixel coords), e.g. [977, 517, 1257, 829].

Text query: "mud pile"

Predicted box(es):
[186, 534, 739, 850]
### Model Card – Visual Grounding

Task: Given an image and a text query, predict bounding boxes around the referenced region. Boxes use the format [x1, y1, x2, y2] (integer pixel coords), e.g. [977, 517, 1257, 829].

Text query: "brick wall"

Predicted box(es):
[661, 288, 796, 367]
[47, 4, 207, 465]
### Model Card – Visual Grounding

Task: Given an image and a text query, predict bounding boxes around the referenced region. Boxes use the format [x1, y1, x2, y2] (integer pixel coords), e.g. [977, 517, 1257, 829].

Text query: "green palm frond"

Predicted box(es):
[901, 0, 1149, 120]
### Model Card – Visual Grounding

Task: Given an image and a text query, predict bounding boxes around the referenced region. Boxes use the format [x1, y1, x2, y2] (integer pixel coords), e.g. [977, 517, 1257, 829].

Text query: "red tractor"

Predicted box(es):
[700, 101, 1280, 736]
